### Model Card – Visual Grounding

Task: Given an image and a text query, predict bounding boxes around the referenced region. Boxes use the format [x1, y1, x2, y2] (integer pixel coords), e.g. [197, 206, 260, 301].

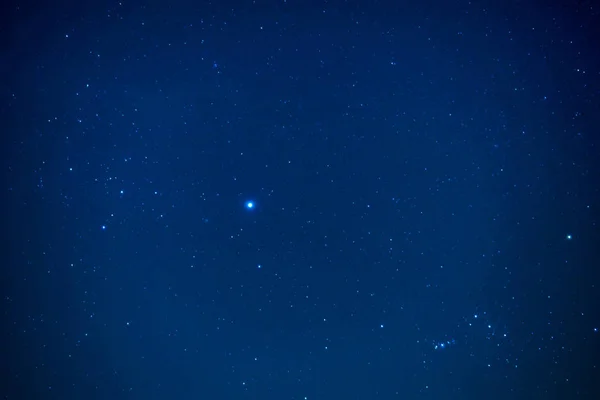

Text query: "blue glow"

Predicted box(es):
[245, 201, 255, 210]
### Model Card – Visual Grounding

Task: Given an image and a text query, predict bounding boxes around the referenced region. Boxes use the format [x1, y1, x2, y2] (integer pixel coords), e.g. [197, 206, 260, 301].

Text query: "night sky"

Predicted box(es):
[2, 0, 599, 399]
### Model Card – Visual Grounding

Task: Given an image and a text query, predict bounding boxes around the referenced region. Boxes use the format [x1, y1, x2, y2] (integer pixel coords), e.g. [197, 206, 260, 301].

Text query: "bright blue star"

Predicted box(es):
[245, 201, 255, 210]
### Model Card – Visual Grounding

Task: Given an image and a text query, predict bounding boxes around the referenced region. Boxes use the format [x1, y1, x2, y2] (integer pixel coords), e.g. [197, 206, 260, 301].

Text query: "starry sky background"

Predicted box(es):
[2, 0, 599, 399]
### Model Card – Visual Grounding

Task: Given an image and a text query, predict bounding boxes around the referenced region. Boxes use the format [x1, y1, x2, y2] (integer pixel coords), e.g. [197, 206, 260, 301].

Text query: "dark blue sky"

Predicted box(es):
[2, 0, 599, 399]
